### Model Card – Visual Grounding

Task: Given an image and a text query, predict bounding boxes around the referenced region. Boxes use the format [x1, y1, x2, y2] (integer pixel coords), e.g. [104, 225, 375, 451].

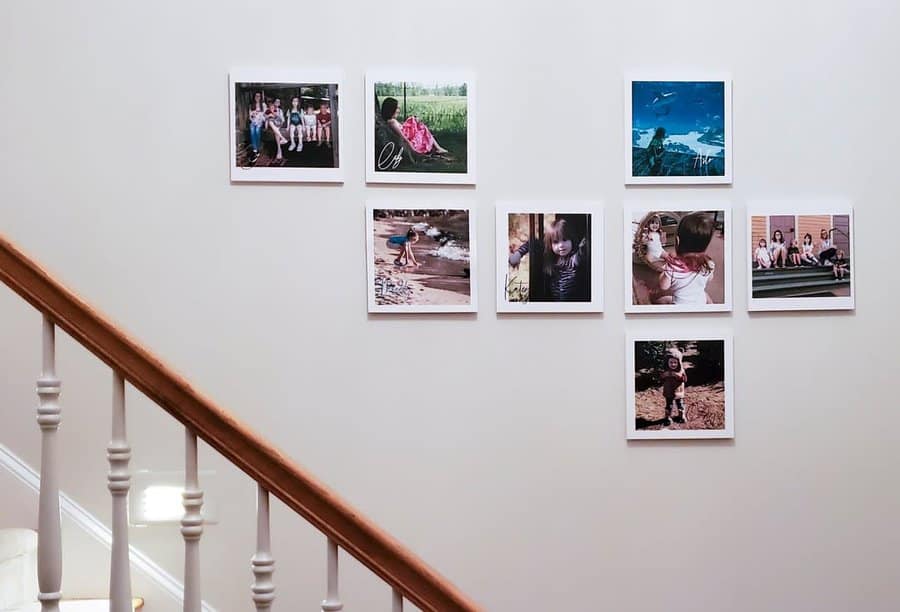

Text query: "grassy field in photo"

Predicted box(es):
[377, 95, 467, 134]
[374, 80, 469, 174]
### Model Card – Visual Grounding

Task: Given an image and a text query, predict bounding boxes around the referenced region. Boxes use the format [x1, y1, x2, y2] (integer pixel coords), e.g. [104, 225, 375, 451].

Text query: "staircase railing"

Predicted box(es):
[0, 234, 480, 612]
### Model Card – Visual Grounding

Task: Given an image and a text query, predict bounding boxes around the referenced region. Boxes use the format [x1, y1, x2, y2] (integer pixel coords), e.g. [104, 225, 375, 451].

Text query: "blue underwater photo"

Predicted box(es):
[631, 81, 726, 178]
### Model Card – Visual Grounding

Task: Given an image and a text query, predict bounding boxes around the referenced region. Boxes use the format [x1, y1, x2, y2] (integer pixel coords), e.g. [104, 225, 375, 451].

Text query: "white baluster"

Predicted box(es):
[36, 316, 62, 612]
[321, 539, 343, 612]
[108, 372, 133, 611]
[251, 484, 275, 611]
[392, 588, 404, 612]
[181, 430, 204, 612]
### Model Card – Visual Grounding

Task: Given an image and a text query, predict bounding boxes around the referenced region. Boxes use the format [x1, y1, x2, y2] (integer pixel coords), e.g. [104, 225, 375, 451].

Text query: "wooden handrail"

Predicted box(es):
[0, 235, 480, 612]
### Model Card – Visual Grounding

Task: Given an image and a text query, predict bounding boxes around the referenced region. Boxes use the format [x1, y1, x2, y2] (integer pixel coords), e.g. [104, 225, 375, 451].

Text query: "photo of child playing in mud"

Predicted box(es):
[630, 339, 729, 437]
[629, 209, 729, 312]
[368, 208, 474, 312]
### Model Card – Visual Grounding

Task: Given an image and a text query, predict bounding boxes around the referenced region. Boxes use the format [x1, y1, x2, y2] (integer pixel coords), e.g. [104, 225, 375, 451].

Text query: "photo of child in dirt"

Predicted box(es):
[369, 209, 473, 310]
[629, 209, 727, 310]
[506, 213, 591, 303]
[632, 340, 727, 433]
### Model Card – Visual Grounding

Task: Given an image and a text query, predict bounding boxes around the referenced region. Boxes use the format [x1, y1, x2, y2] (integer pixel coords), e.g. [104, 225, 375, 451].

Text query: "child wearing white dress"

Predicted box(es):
[302, 104, 318, 143]
[755, 239, 773, 269]
[633, 213, 668, 272]
[800, 233, 819, 265]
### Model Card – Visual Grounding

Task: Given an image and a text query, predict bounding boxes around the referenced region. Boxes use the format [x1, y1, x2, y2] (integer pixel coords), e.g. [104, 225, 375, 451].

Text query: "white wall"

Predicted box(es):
[1, 1, 899, 611]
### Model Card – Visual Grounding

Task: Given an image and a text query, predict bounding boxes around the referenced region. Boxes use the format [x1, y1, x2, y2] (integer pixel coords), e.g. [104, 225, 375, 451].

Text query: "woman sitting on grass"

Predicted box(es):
[381, 97, 449, 158]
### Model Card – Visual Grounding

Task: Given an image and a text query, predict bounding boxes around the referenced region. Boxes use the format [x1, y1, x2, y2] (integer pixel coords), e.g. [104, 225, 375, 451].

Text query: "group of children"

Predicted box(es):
[247, 92, 332, 162]
[754, 229, 848, 280]
[633, 212, 718, 306]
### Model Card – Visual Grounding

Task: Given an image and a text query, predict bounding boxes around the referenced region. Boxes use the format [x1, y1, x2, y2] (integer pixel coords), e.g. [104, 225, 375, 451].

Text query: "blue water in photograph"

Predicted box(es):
[632, 81, 726, 177]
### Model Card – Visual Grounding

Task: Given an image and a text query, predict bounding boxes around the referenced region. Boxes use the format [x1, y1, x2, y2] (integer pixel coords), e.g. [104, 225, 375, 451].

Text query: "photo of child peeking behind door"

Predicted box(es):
[508, 217, 589, 302]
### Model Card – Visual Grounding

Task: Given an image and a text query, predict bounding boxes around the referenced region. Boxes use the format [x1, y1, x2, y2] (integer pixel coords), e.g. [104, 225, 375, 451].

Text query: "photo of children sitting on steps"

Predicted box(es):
[750, 212, 853, 301]
[629, 338, 732, 439]
[233, 81, 338, 171]
[368, 74, 472, 183]
[628, 208, 730, 312]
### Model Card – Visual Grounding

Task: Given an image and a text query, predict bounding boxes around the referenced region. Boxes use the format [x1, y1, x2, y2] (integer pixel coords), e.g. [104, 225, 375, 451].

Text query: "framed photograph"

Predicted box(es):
[496, 202, 603, 313]
[624, 204, 732, 313]
[625, 76, 732, 184]
[366, 205, 477, 313]
[747, 202, 855, 311]
[626, 334, 734, 440]
[229, 68, 343, 183]
[366, 70, 476, 185]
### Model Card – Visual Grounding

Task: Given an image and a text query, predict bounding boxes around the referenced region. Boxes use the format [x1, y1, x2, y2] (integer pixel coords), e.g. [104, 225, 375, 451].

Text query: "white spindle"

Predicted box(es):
[36, 316, 62, 612]
[108, 372, 133, 611]
[321, 539, 343, 612]
[251, 484, 275, 611]
[181, 430, 204, 612]
[392, 588, 404, 612]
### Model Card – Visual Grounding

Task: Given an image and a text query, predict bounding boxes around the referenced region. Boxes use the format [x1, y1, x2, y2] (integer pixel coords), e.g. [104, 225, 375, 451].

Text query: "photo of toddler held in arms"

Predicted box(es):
[627, 208, 730, 312]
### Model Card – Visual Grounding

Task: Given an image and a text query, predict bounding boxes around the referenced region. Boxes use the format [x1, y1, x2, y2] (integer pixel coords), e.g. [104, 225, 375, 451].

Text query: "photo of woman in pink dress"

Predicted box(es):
[371, 78, 470, 179]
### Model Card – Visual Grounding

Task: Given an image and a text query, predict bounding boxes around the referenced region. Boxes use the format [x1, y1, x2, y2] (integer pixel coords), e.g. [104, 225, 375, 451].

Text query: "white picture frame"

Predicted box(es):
[495, 201, 604, 313]
[747, 201, 855, 311]
[229, 68, 344, 183]
[624, 203, 732, 313]
[626, 333, 734, 440]
[366, 69, 476, 185]
[625, 74, 733, 185]
[366, 203, 477, 313]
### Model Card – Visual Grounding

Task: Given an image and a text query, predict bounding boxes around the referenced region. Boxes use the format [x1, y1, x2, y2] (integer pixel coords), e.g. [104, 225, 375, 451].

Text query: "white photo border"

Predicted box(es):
[365, 69, 476, 185]
[366, 202, 478, 314]
[623, 202, 733, 314]
[746, 201, 855, 312]
[624, 74, 733, 185]
[229, 68, 345, 183]
[626, 332, 734, 440]
[495, 201, 604, 313]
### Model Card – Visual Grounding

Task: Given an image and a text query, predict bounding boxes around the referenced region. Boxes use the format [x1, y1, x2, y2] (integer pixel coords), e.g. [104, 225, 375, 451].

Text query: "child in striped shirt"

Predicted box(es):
[509, 218, 588, 301]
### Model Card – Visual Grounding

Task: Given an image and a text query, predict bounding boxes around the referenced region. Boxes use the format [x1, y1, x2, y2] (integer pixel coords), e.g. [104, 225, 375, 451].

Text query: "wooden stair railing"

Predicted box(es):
[0, 234, 481, 612]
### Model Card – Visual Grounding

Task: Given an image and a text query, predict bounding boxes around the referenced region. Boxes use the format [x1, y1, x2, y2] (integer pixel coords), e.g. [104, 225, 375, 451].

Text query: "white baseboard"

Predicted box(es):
[0, 443, 216, 612]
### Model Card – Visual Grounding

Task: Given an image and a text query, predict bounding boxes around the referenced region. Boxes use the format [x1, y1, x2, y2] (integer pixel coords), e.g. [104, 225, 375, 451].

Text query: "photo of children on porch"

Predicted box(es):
[505, 213, 591, 303]
[373, 80, 468, 175]
[633, 340, 726, 433]
[629, 209, 727, 309]
[369, 209, 473, 310]
[234, 81, 338, 169]
[750, 213, 852, 299]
